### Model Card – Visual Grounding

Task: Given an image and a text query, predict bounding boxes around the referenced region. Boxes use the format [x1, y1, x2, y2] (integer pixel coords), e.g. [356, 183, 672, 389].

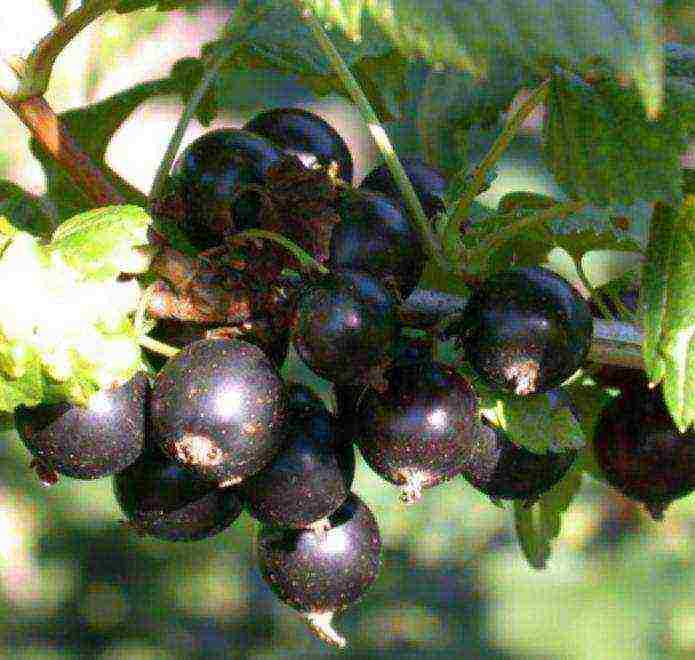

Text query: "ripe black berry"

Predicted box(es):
[355, 358, 478, 503]
[359, 157, 448, 220]
[461, 419, 577, 504]
[594, 377, 695, 520]
[113, 448, 243, 542]
[447, 266, 593, 395]
[151, 338, 286, 487]
[257, 493, 381, 648]
[329, 189, 426, 299]
[291, 270, 398, 384]
[15, 373, 149, 482]
[239, 383, 349, 532]
[244, 107, 353, 183]
[173, 128, 284, 249]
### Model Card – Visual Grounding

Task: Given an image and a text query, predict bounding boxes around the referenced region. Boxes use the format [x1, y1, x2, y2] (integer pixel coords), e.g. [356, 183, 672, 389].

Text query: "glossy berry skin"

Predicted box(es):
[113, 449, 243, 542]
[284, 382, 355, 490]
[257, 493, 381, 648]
[15, 373, 149, 481]
[244, 107, 353, 183]
[594, 378, 695, 520]
[239, 383, 349, 529]
[151, 338, 287, 487]
[355, 359, 478, 503]
[329, 189, 426, 299]
[447, 267, 593, 396]
[173, 128, 284, 249]
[291, 270, 398, 385]
[359, 157, 448, 220]
[461, 420, 577, 503]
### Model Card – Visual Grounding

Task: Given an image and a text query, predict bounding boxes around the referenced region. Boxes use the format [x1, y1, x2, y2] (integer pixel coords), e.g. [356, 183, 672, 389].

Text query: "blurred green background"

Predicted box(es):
[1, 2, 695, 658]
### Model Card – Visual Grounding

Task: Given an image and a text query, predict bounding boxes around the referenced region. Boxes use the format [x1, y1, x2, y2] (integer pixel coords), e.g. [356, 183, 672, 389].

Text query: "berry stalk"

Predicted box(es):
[290, 0, 448, 271]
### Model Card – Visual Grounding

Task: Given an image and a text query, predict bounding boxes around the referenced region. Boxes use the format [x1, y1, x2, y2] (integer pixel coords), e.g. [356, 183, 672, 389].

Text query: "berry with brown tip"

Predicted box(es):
[257, 493, 381, 648]
[151, 338, 286, 487]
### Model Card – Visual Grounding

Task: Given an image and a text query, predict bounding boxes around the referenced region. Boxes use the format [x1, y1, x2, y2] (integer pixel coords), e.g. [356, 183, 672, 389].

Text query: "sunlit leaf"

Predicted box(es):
[642, 195, 695, 431]
[48, 206, 151, 281]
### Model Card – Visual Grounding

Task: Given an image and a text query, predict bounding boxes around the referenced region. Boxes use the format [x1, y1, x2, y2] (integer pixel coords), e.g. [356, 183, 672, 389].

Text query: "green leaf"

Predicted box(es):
[513, 502, 550, 570]
[494, 391, 586, 455]
[295, 0, 664, 115]
[543, 66, 691, 207]
[0, 345, 44, 412]
[642, 195, 695, 431]
[0, 180, 54, 238]
[514, 463, 584, 570]
[416, 57, 538, 173]
[48, 206, 151, 281]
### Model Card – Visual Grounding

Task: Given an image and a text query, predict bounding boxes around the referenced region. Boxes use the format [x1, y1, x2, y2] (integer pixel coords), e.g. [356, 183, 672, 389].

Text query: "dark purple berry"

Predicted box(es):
[447, 267, 593, 396]
[244, 107, 353, 183]
[173, 129, 284, 249]
[594, 377, 695, 520]
[461, 420, 577, 504]
[239, 383, 349, 531]
[359, 157, 448, 220]
[151, 338, 286, 487]
[290, 270, 398, 384]
[355, 359, 478, 503]
[113, 448, 243, 541]
[257, 493, 381, 648]
[15, 373, 149, 481]
[284, 382, 355, 489]
[329, 189, 426, 299]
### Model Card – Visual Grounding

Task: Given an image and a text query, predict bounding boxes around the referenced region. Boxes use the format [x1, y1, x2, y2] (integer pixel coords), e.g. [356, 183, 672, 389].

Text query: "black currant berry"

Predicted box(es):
[173, 129, 284, 249]
[355, 358, 478, 503]
[257, 493, 381, 648]
[113, 448, 243, 541]
[15, 373, 149, 482]
[594, 377, 695, 520]
[244, 107, 353, 183]
[291, 270, 398, 384]
[151, 338, 286, 487]
[284, 382, 355, 489]
[461, 419, 577, 504]
[359, 157, 448, 220]
[329, 189, 426, 299]
[239, 383, 349, 531]
[446, 266, 593, 395]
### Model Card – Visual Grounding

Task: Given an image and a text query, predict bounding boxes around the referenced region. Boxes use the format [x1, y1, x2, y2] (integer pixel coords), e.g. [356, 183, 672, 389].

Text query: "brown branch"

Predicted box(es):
[6, 95, 132, 207]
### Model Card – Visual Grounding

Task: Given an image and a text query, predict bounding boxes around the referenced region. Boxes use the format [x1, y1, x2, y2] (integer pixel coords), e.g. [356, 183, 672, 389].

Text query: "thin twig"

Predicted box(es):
[289, 0, 448, 271]
[576, 260, 617, 322]
[463, 199, 585, 266]
[20, 0, 120, 100]
[447, 79, 551, 239]
[6, 95, 130, 206]
[149, 43, 237, 204]
[233, 228, 330, 275]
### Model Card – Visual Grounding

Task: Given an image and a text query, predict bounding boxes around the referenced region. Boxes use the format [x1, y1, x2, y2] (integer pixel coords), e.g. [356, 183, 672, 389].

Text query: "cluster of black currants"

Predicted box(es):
[14, 107, 695, 648]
